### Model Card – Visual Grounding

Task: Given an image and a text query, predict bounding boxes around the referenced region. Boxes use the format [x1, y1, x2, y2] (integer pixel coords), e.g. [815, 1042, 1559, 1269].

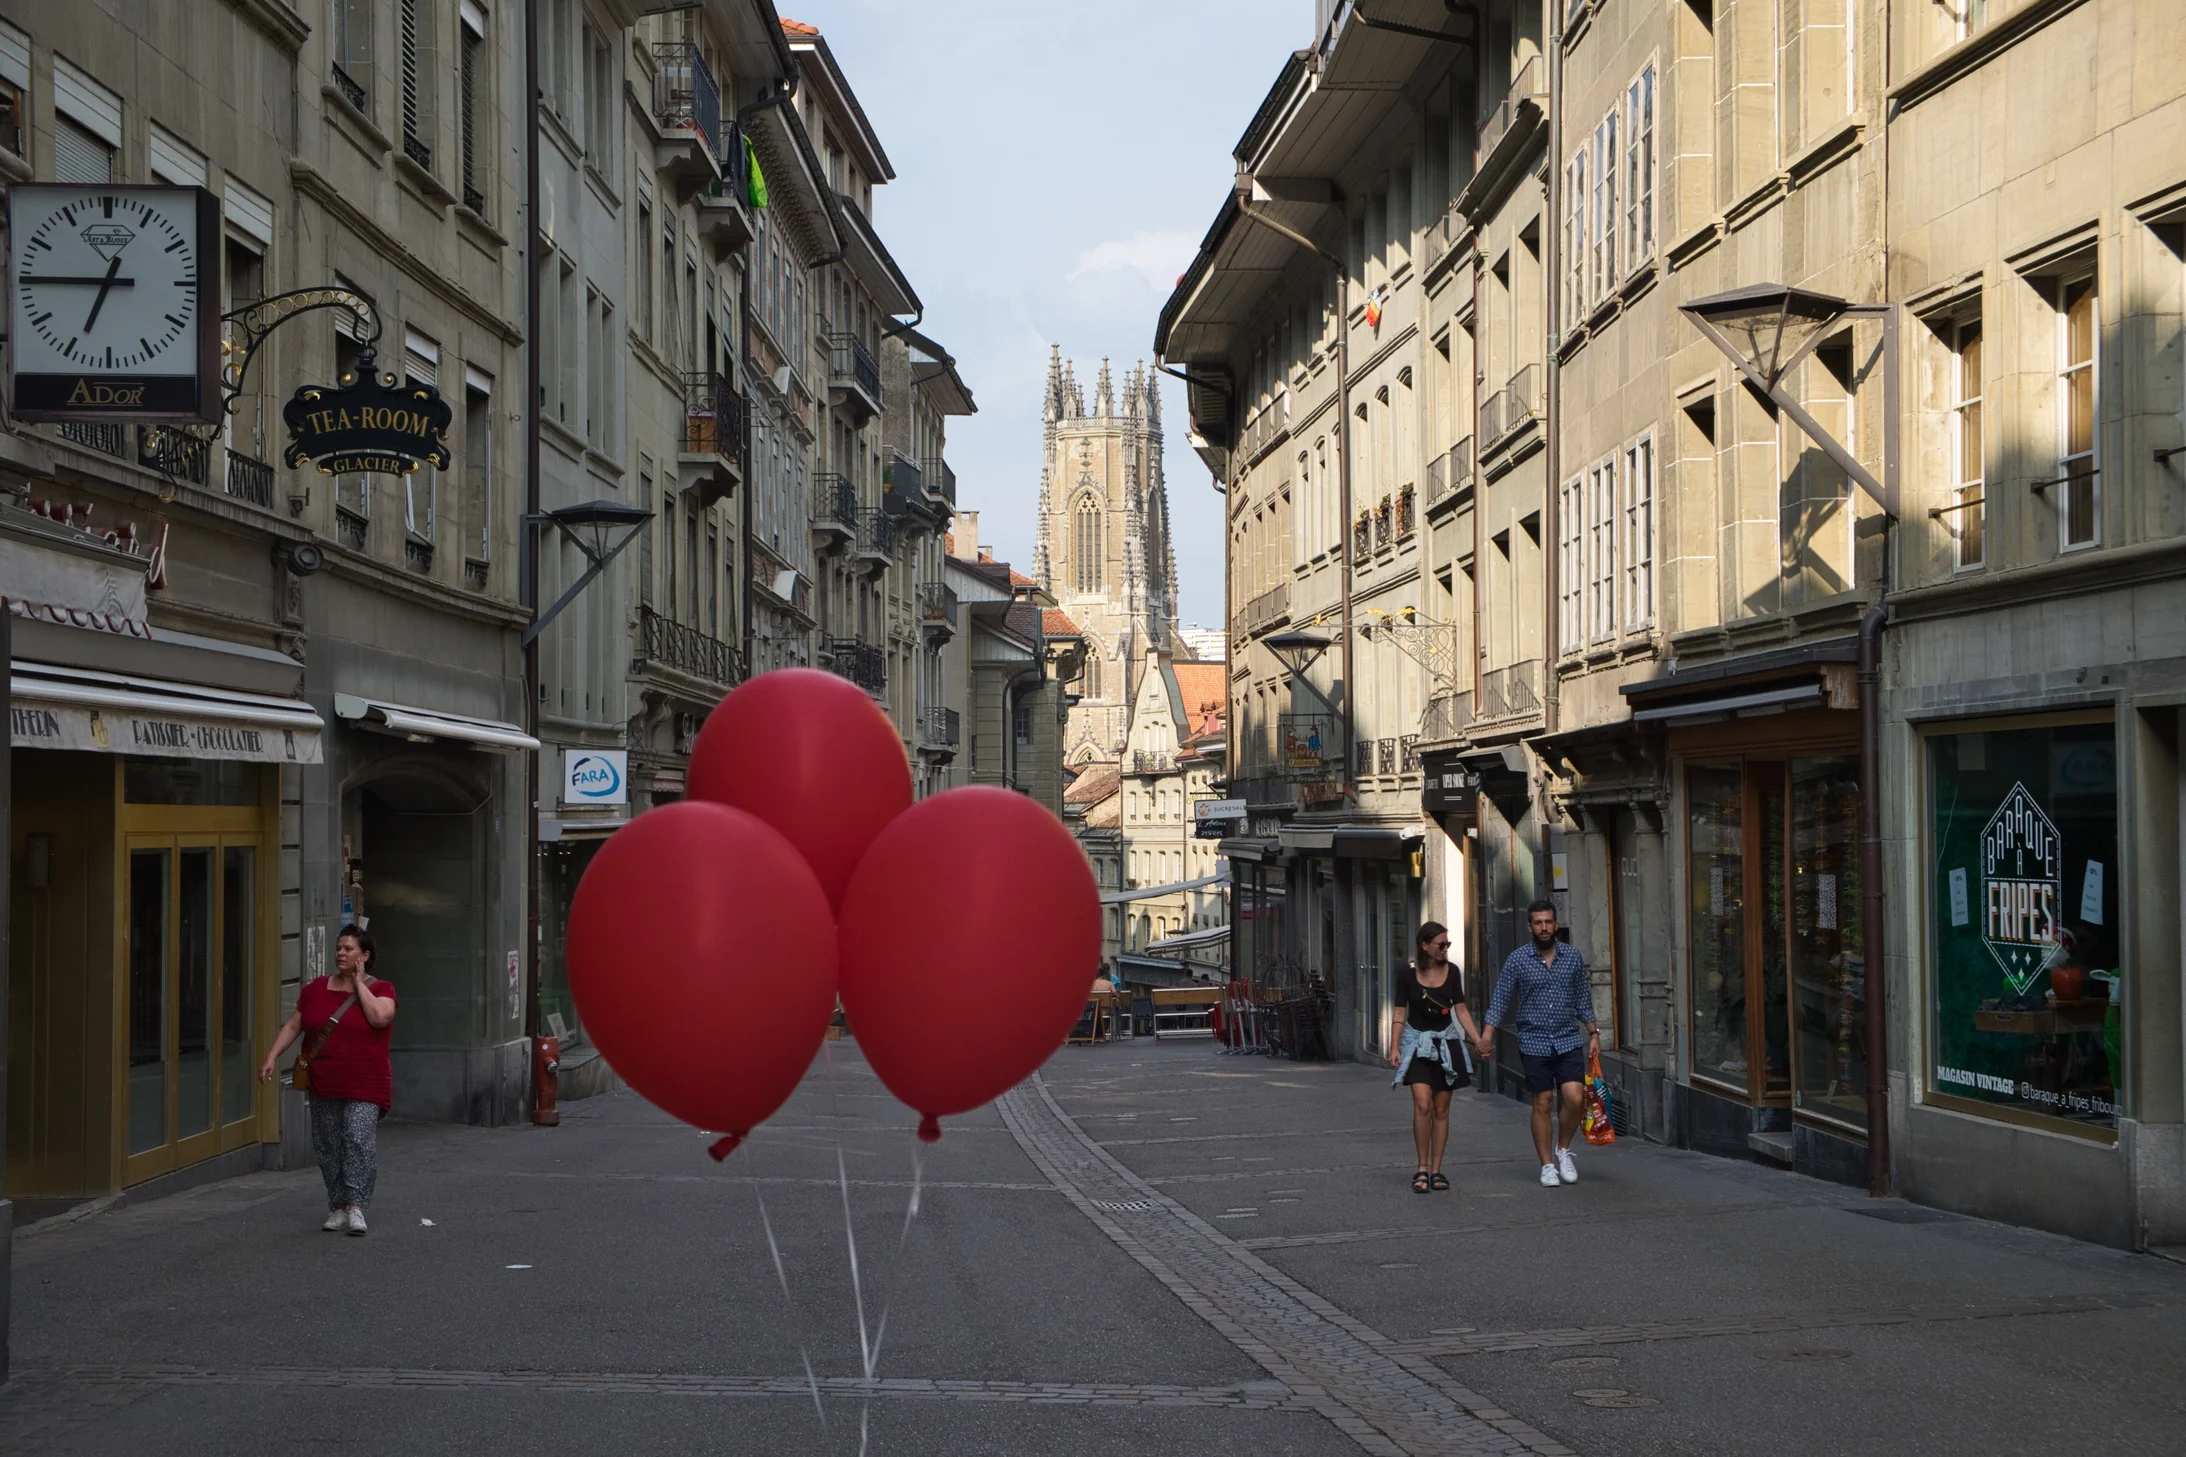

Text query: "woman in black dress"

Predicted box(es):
[1387, 921, 1482, 1192]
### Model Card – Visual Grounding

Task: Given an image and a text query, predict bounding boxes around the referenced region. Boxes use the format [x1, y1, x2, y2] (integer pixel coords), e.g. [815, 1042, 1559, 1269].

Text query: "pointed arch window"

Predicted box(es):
[1075, 496, 1103, 593]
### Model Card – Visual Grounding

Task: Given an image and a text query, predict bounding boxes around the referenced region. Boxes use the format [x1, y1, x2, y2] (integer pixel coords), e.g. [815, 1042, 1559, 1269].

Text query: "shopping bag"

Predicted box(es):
[1582, 1050, 1616, 1146]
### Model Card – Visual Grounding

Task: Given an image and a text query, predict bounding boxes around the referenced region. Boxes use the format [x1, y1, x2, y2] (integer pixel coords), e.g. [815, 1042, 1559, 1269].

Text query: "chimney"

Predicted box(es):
[950, 510, 982, 559]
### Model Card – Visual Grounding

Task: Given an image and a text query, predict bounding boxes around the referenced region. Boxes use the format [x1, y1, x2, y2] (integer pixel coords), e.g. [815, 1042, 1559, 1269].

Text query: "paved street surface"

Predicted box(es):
[6, 1039, 2186, 1455]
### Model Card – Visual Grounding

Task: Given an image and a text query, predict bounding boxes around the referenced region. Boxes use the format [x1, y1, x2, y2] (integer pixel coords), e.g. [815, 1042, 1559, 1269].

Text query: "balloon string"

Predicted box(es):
[754, 1175, 827, 1437]
[837, 1143, 876, 1457]
[851, 1140, 927, 1457]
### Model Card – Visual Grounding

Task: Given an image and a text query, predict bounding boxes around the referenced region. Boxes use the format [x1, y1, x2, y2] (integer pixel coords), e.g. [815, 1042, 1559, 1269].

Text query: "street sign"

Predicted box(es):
[1194, 797, 1245, 840]
[284, 369, 453, 476]
[562, 748, 629, 806]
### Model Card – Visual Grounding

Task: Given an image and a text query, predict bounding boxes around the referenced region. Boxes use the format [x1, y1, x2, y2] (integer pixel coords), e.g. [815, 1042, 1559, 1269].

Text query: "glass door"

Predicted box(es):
[123, 832, 262, 1184]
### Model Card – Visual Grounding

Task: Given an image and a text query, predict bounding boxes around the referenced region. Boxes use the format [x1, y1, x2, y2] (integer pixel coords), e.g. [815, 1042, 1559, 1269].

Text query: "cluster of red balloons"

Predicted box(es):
[566, 669, 1101, 1156]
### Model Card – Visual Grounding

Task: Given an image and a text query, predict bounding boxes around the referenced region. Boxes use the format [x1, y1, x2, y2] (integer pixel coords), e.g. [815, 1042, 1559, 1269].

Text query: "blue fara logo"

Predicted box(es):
[569, 753, 623, 800]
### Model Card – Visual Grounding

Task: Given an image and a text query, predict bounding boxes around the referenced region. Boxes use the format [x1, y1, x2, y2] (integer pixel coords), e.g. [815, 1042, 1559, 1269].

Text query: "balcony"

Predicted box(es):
[678, 371, 745, 506]
[403, 537, 434, 574]
[650, 39, 722, 196]
[1482, 364, 1539, 454]
[139, 427, 209, 486]
[637, 604, 744, 691]
[853, 506, 896, 576]
[1352, 512, 1371, 561]
[826, 637, 886, 698]
[1238, 391, 1290, 466]
[464, 557, 490, 592]
[1132, 750, 1176, 775]
[1421, 690, 1473, 744]
[1244, 580, 1290, 637]
[826, 331, 883, 426]
[811, 472, 857, 552]
[695, 122, 755, 256]
[57, 420, 127, 459]
[1397, 484, 1416, 540]
[917, 706, 960, 756]
[1478, 659, 1543, 723]
[1373, 496, 1392, 552]
[919, 456, 956, 508]
[918, 581, 959, 637]
[225, 449, 275, 510]
[335, 506, 369, 553]
[1429, 437, 1474, 511]
[1400, 734, 1421, 773]
[883, 455, 943, 534]
[1424, 196, 1469, 279]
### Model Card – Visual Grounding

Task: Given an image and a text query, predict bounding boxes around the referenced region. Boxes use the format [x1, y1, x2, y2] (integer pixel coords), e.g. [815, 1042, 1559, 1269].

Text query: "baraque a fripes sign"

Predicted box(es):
[283, 369, 452, 477]
[1981, 781, 2061, 995]
[8, 701, 322, 764]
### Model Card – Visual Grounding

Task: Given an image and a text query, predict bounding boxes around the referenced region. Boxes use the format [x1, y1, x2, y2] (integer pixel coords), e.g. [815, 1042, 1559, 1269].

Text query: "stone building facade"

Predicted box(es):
[1163, 0, 2186, 1250]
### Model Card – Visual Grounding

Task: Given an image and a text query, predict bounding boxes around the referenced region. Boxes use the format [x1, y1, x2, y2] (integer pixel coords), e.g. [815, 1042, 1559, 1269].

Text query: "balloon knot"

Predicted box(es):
[708, 1133, 744, 1161]
[916, 1115, 941, 1144]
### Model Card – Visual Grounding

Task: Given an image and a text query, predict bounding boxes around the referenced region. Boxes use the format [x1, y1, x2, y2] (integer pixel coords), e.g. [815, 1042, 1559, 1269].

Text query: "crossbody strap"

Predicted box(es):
[300, 991, 359, 1065]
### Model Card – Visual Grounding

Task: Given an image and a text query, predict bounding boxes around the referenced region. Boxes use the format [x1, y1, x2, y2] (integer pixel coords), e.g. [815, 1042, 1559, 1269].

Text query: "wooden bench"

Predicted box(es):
[1150, 986, 1220, 1040]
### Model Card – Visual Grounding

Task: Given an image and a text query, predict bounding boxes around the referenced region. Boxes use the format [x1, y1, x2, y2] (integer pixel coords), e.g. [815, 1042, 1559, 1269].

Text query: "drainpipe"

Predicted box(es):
[1541, 29, 1561, 743]
[1859, 602, 1890, 1196]
[520, 0, 544, 1085]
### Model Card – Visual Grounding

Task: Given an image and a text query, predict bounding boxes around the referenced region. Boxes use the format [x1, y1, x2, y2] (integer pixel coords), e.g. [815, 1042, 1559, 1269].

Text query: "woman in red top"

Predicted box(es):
[261, 925, 397, 1235]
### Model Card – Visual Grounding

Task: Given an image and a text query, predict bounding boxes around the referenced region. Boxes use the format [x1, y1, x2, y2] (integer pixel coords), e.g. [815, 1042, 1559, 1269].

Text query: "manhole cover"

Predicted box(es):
[1550, 1356, 1619, 1368]
[1377, 1262, 1419, 1270]
[1583, 1394, 1659, 1408]
[1756, 1348, 1854, 1362]
[1091, 1199, 1152, 1213]
[1570, 1389, 1628, 1399]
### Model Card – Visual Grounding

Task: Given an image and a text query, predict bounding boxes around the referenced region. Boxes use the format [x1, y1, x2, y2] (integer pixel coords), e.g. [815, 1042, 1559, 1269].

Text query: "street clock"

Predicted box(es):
[8, 184, 222, 423]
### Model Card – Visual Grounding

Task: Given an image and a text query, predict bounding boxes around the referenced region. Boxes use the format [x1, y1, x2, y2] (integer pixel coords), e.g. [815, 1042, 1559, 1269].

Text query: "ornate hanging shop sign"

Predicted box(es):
[282, 368, 453, 477]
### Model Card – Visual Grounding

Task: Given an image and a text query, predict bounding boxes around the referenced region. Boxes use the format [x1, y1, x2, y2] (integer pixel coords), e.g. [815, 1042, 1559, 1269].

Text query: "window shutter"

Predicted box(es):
[51, 117, 112, 184]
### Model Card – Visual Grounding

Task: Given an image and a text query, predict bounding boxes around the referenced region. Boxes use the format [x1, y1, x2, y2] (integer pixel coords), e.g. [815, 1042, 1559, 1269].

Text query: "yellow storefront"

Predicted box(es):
[8, 663, 319, 1198]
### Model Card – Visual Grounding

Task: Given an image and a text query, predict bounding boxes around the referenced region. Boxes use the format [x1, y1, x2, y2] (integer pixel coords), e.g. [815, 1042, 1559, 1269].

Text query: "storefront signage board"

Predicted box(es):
[283, 371, 453, 476]
[9, 700, 321, 763]
[562, 748, 629, 806]
[1929, 721, 2118, 1133]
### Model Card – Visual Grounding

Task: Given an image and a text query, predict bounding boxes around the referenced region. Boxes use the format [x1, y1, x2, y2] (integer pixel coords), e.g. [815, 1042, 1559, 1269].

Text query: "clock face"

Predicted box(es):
[9, 184, 216, 420]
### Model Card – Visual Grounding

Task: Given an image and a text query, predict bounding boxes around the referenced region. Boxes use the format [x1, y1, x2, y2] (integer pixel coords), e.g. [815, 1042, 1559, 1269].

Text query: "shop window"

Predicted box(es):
[1927, 719, 2119, 1136]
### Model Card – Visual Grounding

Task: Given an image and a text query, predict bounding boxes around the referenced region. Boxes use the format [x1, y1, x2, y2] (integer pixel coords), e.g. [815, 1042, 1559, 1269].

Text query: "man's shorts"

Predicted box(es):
[1521, 1045, 1587, 1094]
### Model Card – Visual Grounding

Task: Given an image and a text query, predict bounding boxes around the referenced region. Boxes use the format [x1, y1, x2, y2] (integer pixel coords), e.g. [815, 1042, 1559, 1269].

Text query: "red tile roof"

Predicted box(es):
[1009, 567, 1038, 588]
[1064, 765, 1120, 805]
[1172, 662, 1227, 719]
[781, 19, 819, 36]
[1042, 609, 1082, 637]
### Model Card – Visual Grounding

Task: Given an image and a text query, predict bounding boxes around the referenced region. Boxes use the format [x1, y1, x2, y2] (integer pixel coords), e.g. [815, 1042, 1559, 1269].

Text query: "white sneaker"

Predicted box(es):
[322, 1210, 347, 1232]
[1556, 1148, 1578, 1185]
[1539, 1163, 1561, 1187]
[344, 1206, 368, 1236]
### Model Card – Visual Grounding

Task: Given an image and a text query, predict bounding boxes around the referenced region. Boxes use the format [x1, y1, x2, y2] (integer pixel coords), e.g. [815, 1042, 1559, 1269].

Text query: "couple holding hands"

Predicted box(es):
[1389, 899, 1601, 1193]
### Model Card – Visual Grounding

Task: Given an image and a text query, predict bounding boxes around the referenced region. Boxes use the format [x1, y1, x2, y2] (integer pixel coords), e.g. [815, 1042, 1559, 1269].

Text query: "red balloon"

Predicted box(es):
[837, 787, 1101, 1138]
[567, 801, 837, 1157]
[687, 668, 912, 914]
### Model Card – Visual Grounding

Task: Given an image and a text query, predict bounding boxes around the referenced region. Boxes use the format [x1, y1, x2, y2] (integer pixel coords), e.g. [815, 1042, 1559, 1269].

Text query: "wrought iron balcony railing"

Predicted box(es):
[827, 332, 882, 408]
[639, 604, 743, 687]
[225, 448, 275, 509]
[918, 581, 959, 628]
[651, 40, 721, 159]
[854, 506, 895, 562]
[1478, 659, 1542, 721]
[812, 473, 858, 539]
[681, 371, 746, 465]
[826, 637, 886, 696]
[331, 63, 368, 114]
[1397, 485, 1416, 539]
[884, 455, 921, 502]
[919, 456, 956, 506]
[57, 420, 127, 459]
[140, 427, 209, 485]
[918, 706, 960, 748]
[1373, 496, 1392, 551]
[1132, 751, 1176, 775]
[1400, 734, 1421, 772]
[1421, 691, 1473, 743]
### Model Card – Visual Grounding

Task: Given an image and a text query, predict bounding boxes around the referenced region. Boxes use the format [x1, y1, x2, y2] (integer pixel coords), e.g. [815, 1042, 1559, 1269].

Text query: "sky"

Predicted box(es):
[786, 1, 1306, 628]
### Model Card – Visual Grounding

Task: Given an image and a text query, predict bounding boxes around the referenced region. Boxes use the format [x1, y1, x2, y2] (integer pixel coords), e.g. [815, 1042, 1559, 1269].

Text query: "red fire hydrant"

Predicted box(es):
[532, 1036, 561, 1126]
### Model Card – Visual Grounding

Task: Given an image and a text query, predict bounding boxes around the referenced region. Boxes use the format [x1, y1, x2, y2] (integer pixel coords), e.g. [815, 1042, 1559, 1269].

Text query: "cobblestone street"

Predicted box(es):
[7, 1040, 2186, 1456]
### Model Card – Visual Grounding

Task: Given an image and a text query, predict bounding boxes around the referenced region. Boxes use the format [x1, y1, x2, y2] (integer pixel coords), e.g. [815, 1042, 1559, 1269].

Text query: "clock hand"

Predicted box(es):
[19, 275, 138, 286]
[82, 256, 124, 333]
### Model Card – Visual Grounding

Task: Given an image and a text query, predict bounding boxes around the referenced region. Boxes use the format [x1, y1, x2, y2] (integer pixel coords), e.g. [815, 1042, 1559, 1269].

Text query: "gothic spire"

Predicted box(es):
[1043, 344, 1064, 423]
[1095, 357, 1113, 417]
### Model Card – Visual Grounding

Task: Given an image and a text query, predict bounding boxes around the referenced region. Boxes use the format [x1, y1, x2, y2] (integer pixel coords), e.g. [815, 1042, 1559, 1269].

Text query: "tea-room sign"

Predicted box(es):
[283, 370, 452, 476]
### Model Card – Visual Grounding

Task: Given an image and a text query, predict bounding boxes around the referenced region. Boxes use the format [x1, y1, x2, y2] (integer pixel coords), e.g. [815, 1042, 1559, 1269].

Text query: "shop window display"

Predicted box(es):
[1928, 720, 2119, 1134]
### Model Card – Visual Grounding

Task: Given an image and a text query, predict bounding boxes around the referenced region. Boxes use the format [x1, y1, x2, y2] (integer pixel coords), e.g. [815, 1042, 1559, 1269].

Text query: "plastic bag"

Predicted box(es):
[1582, 1050, 1616, 1146]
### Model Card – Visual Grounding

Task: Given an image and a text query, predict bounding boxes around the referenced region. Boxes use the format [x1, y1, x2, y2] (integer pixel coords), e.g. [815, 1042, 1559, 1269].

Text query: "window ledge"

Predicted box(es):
[1888, 0, 2092, 113]
[1667, 218, 1722, 272]
[322, 82, 392, 159]
[455, 202, 507, 253]
[395, 151, 457, 210]
[541, 413, 588, 462]
[583, 159, 622, 211]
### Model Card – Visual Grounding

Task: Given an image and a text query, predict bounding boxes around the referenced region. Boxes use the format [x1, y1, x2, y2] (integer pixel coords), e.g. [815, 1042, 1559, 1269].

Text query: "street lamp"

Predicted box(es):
[1682, 281, 1896, 1198]
[520, 499, 653, 647]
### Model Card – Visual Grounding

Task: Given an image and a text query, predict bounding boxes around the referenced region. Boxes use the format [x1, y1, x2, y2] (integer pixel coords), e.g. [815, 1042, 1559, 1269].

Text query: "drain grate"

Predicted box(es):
[1091, 1198, 1153, 1214]
[1756, 1348, 1853, 1362]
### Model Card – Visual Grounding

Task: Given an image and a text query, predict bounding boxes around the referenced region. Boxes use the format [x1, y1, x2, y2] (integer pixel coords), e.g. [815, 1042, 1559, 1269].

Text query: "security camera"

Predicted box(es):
[282, 541, 326, 577]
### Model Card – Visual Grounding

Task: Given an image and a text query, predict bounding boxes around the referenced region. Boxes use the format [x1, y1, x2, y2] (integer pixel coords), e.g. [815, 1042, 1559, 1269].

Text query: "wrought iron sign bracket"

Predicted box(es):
[219, 286, 382, 417]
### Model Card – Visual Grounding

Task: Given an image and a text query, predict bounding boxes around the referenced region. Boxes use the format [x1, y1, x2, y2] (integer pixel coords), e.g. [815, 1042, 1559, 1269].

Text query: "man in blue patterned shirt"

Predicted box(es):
[1479, 899, 1598, 1188]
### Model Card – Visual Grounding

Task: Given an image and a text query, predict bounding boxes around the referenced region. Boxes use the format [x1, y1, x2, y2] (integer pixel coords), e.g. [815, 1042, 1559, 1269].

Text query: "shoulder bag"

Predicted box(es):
[290, 989, 360, 1094]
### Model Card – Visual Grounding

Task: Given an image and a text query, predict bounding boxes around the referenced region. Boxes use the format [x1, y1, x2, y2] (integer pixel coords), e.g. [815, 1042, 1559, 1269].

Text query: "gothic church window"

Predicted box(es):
[1075, 496, 1103, 593]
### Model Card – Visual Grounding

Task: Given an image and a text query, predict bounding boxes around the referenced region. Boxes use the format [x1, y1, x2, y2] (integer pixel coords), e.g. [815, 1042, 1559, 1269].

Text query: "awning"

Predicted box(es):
[1100, 871, 1229, 905]
[1147, 924, 1231, 952]
[10, 660, 323, 763]
[1630, 684, 1826, 726]
[334, 693, 539, 753]
[1218, 836, 1283, 862]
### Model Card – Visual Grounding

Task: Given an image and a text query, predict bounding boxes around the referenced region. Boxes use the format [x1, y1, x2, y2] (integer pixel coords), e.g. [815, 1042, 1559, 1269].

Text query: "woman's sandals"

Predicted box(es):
[1412, 1170, 1432, 1193]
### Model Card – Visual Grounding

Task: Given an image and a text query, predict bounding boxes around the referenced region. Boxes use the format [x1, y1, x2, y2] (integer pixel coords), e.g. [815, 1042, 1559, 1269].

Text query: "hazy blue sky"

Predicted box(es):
[787, 1, 1305, 628]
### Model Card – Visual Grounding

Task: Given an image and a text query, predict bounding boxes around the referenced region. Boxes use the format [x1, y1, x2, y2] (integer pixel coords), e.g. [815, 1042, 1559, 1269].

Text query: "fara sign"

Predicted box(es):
[1979, 781, 2061, 994]
[563, 748, 629, 806]
[283, 370, 454, 477]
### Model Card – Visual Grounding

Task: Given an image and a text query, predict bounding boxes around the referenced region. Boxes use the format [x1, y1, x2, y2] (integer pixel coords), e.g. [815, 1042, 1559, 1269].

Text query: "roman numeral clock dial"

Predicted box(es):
[8, 184, 220, 421]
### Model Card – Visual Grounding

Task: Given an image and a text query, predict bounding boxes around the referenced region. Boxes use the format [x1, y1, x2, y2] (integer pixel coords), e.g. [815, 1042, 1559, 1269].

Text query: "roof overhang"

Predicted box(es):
[744, 99, 842, 260]
[834, 194, 919, 316]
[903, 327, 977, 415]
[786, 31, 894, 181]
[697, 0, 796, 92]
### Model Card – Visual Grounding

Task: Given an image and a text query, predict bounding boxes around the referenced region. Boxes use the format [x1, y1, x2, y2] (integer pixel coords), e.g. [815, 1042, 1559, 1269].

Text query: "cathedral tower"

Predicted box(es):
[1034, 347, 1179, 766]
